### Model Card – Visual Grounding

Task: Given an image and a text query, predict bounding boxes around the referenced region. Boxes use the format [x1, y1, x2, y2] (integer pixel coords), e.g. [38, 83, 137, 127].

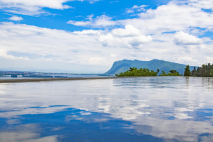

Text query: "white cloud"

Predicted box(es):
[126, 5, 147, 14]
[98, 25, 152, 48]
[0, 0, 71, 9]
[8, 16, 23, 21]
[0, 0, 73, 15]
[188, 0, 213, 10]
[0, 22, 115, 73]
[67, 1, 213, 34]
[110, 53, 117, 57]
[111, 25, 141, 37]
[67, 15, 116, 27]
[174, 31, 203, 45]
[1, 21, 212, 73]
[178, 56, 198, 64]
[89, 0, 99, 4]
[73, 29, 102, 35]
[205, 57, 213, 62]
[0, 49, 28, 60]
[121, 1, 213, 35]
[67, 20, 91, 26]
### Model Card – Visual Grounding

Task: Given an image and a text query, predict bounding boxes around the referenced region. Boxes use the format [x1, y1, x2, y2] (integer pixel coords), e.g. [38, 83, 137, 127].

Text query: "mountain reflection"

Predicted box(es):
[0, 77, 213, 142]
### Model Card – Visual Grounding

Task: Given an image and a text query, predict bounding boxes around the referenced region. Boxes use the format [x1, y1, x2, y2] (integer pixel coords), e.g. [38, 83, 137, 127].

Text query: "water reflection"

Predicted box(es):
[0, 77, 213, 142]
[0, 123, 58, 142]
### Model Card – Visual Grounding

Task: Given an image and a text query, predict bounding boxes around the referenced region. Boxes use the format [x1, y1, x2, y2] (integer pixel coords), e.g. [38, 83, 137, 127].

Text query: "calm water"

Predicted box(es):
[0, 74, 107, 79]
[0, 77, 213, 142]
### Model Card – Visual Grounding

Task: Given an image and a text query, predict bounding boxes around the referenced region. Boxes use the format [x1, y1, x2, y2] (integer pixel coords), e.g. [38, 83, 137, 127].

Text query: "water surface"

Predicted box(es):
[0, 77, 213, 142]
[0, 74, 106, 80]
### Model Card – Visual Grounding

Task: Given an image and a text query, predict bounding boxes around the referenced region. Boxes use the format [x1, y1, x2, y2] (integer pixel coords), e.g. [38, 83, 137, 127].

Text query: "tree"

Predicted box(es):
[169, 70, 177, 73]
[160, 71, 167, 76]
[184, 65, 191, 76]
[191, 67, 196, 76]
[129, 67, 137, 71]
[159, 70, 181, 76]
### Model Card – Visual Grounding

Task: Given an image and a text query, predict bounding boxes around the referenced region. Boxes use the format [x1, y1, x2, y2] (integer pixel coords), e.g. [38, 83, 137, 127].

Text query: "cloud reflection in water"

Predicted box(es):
[0, 77, 213, 141]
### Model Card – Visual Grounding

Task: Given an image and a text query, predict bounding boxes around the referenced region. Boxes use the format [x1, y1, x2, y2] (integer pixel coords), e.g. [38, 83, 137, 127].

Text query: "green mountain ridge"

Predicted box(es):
[105, 59, 197, 75]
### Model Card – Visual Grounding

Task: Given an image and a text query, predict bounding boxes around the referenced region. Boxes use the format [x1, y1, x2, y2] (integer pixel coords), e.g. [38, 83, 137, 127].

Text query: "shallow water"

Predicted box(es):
[0, 77, 213, 142]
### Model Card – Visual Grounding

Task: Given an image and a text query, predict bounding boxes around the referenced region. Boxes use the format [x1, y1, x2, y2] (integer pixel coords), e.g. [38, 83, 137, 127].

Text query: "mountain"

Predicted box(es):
[105, 59, 197, 75]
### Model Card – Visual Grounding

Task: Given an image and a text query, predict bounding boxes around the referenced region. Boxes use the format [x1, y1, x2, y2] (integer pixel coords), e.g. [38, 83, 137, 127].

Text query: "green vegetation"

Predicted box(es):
[115, 67, 159, 77]
[160, 70, 182, 76]
[161, 63, 213, 77]
[184, 65, 191, 76]
[191, 63, 213, 77]
[112, 60, 213, 77]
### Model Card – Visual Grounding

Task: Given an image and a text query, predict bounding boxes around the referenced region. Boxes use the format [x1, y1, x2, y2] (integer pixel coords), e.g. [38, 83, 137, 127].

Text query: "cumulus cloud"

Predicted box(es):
[8, 16, 23, 21]
[174, 31, 203, 45]
[121, 1, 213, 35]
[98, 25, 152, 48]
[188, 0, 213, 10]
[0, 0, 73, 15]
[67, 15, 116, 27]
[73, 29, 102, 35]
[110, 53, 117, 57]
[0, 22, 116, 72]
[0, 49, 28, 60]
[111, 25, 141, 37]
[67, 0, 213, 33]
[178, 56, 198, 64]
[0, 0, 71, 9]
[1, 0, 213, 72]
[1, 21, 211, 73]
[205, 57, 213, 63]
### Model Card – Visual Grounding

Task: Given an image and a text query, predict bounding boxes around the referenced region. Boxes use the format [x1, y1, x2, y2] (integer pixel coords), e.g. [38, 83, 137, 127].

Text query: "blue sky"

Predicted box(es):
[0, 0, 213, 73]
[1, 0, 172, 31]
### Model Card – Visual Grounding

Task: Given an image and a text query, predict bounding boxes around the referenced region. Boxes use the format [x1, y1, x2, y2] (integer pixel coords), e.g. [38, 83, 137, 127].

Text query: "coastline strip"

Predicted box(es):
[0, 77, 120, 83]
[0, 76, 188, 83]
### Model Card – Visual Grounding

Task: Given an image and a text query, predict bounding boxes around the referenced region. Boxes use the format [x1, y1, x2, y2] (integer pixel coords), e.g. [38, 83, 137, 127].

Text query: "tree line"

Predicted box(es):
[115, 63, 213, 77]
[184, 63, 213, 77]
[115, 67, 181, 77]
[115, 67, 159, 77]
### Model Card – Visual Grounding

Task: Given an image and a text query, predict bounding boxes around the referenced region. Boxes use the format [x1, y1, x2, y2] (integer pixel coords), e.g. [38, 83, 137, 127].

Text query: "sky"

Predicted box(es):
[0, 0, 213, 73]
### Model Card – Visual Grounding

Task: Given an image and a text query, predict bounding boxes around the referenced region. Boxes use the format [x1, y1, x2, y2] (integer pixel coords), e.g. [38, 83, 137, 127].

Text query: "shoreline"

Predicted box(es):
[0, 77, 119, 83]
[0, 76, 161, 83]
[0, 76, 204, 83]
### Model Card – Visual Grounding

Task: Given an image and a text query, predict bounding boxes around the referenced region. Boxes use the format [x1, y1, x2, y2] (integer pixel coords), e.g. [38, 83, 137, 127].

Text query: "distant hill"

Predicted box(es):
[104, 59, 197, 75]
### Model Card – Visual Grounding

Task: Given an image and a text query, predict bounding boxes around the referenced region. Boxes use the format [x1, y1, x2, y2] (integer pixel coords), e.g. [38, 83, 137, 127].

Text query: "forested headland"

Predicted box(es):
[104, 59, 197, 75]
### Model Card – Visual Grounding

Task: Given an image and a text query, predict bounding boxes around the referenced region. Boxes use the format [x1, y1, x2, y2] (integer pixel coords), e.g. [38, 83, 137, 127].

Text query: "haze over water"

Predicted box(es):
[0, 77, 213, 142]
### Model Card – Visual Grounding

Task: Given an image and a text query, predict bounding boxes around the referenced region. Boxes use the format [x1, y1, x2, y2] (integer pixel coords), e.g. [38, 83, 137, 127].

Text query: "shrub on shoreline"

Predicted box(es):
[115, 67, 159, 77]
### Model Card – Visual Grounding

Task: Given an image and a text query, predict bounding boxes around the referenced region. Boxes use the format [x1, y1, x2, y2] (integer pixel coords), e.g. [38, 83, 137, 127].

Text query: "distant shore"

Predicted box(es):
[0, 76, 158, 83]
[0, 77, 119, 83]
[0, 76, 203, 83]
